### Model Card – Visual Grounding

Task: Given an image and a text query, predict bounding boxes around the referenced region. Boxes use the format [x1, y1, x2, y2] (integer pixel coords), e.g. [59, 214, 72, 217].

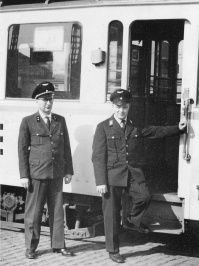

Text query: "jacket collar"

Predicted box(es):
[34, 111, 59, 134]
[109, 115, 134, 136]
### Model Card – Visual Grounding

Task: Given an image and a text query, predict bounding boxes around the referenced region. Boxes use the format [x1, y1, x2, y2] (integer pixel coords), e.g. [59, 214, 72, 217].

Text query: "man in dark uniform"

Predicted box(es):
[18, 82, 74, 259]
[92, 89, 186, 263]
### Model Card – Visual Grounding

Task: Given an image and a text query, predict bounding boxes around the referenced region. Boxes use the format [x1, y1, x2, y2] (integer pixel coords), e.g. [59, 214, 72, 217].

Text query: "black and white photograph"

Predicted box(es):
[0, 0, 199, 265]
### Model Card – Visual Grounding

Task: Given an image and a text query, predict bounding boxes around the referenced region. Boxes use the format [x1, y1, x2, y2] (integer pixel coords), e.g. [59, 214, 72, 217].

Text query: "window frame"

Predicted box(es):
[6, 22, 82, 100]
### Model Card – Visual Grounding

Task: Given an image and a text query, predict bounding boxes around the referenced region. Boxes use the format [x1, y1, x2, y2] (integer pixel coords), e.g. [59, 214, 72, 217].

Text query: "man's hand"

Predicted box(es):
[21, 178, 30, 189]
[97, 185, 108, 195]
[179, 119, 187, 131]
[64, 174, 72, 184]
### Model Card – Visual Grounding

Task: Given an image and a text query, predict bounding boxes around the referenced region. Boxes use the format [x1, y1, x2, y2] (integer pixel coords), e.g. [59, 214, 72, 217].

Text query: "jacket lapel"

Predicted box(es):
[125, 118, 134, 137]
[110, 115, 124, 135]
[34, 112, 49, 135]
[109, 115, 134, 136]
[50, 114, 59, 134]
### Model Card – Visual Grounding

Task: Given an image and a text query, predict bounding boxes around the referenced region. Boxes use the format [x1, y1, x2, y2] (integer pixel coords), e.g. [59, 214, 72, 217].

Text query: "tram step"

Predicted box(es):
[142, 192, 184, 234]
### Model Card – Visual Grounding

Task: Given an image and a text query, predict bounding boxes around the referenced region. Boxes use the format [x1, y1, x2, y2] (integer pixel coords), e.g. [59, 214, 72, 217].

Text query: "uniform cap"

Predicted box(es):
[110, 89, 132, 104]
[32, 82, 55, 99]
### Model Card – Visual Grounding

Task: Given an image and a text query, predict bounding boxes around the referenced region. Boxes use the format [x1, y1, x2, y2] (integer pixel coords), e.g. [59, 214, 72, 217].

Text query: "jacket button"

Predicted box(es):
[126, 161, 128, 163]
[51, 142, 53, 144]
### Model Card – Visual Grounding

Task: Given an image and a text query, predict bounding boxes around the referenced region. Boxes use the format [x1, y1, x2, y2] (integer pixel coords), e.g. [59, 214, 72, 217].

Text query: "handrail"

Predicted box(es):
[182, 88, 194, 161]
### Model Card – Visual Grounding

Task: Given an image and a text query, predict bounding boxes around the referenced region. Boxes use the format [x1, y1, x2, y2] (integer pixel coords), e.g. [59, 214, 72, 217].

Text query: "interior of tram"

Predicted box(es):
[127, 20, 185, 195]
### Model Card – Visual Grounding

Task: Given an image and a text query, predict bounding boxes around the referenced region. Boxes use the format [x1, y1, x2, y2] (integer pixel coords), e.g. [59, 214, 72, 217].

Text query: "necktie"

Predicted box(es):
[45, 116, 51, 130]
[121, 120, 126, 131]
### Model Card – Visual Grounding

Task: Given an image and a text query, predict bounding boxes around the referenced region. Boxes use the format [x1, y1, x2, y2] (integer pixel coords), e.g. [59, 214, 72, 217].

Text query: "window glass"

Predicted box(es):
[6, 23, 82, 99]
[149, 40, 183, 102]
[107, 21, 123, 100]
[177, 40, 183, 104]
[130, 40, 143, 96]
[151, 40, 172, 100]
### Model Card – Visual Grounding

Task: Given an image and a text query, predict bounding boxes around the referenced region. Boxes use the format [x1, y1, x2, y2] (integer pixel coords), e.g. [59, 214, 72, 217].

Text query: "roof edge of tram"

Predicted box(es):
[1, 0, 199, 11]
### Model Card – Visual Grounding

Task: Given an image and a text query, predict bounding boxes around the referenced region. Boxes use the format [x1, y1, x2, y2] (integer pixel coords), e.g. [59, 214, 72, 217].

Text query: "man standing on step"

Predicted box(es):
[92, 89, 186, 263]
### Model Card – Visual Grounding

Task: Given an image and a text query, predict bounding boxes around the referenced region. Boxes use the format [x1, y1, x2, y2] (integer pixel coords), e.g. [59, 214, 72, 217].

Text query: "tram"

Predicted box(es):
[0, 0, 199, 237]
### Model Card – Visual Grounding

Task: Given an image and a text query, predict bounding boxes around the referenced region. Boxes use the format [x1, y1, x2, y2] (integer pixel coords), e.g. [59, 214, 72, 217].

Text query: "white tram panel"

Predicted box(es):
[0, 101, 113, 197]
[188, 113, 199, 220]
[0, 2, 113, 197]
[1, 1, 199, 103]
[0, 0, 199, 225]
[178, 20, 199, 221]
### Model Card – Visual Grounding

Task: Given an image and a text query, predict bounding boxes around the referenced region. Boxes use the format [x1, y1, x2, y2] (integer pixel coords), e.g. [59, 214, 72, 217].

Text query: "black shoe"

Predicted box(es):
[25, 249, 36, 259]
[123, 220, 150, 233]
[53, 248, 74, 256]
[109, 253, 125, 263]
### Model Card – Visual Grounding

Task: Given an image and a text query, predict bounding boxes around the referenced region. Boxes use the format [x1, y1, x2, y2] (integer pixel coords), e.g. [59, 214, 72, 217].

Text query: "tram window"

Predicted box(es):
[150, 40, 183, 102]
[177, 41, 183, 104]
[130, 40, 143, 96]
[129, 20, 184, 103]
[149, 40, 175, 100]
[149, 40, 183, 102]
[6, 23, 82, 100]
[107, 21, 123, 100]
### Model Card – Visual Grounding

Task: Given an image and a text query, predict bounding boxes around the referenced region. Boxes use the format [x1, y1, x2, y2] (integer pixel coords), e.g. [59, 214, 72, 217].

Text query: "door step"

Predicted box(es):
[142, 192, 184, 234]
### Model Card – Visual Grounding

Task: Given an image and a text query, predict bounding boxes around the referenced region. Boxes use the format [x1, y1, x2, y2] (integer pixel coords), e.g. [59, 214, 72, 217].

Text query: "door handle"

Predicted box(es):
[182, 90, 194, 161]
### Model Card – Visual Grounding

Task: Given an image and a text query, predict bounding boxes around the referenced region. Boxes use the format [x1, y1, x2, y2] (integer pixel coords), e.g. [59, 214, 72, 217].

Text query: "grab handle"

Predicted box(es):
[182, 89, 194, 161]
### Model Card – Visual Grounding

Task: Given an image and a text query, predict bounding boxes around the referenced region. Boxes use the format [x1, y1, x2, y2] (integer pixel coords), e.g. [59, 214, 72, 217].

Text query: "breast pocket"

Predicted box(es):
[107, 134, 122, 150]
[53, 132, 64, 145]
[31, 134, 49, 145]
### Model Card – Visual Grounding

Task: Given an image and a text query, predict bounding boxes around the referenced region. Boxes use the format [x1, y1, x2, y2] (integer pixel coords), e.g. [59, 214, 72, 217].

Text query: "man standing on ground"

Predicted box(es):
[18, 82, 74, 259]
[92, 89, 186, 263]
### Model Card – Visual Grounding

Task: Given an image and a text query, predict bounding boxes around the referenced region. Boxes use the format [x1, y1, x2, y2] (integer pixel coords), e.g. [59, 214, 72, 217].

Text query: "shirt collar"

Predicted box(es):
[114, 114, 127, 125]
[39, 110, 52, 121]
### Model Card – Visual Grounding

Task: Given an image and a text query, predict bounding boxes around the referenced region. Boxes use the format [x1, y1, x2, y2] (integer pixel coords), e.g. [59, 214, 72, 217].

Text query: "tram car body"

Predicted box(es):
[0, 0, 199, 235]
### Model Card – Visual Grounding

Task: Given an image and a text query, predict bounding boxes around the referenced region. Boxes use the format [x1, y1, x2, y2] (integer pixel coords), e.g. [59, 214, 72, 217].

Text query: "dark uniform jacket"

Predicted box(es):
[92, 115, 181, 187]
[18, 111, 73, 180]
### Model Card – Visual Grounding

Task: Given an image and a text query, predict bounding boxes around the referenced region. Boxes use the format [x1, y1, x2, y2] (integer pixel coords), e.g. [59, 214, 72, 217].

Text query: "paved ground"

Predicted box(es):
[1, 223, 199, 266]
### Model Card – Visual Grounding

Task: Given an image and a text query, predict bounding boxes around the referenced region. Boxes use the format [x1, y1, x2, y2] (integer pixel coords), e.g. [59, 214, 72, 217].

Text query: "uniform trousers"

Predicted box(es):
[25, 178, 65, 251]
[102, 176, 151, 253]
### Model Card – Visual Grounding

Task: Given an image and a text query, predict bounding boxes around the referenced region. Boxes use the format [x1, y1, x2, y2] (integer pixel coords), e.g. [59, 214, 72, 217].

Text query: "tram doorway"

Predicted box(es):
[128, 19, 184, 195]
[125, 20, 186, 233]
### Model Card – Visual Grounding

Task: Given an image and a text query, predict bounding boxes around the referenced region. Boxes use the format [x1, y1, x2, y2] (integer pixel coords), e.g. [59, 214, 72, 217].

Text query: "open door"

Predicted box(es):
[178, 21, 199, 228]
[126, 20, 185, 233]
